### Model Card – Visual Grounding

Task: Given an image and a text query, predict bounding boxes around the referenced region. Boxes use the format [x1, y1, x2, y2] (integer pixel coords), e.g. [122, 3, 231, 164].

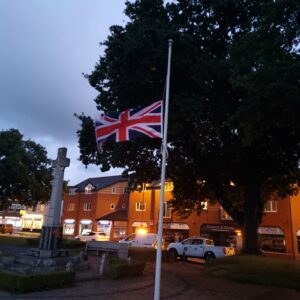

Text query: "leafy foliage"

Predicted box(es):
[77, 0, 300, 253]
[0, 129, 52, 209]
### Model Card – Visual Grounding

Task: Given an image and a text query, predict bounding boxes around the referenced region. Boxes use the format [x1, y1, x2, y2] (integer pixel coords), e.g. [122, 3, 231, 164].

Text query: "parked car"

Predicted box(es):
[75, 231, 109, 242]
[167, 236, 235, 263]
[119, 233, 157, 248]
[0, 224, 13, 234]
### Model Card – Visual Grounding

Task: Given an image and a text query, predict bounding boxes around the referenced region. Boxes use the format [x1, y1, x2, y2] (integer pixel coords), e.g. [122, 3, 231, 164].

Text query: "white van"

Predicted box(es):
[119, 233, 157, 248]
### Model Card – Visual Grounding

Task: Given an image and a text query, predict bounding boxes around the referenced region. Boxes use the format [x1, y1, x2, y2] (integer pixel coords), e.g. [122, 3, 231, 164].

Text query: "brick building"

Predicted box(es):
[128, 182, 300, 260]
[62, 175, 129, 239]
[62, 175, 300, 260]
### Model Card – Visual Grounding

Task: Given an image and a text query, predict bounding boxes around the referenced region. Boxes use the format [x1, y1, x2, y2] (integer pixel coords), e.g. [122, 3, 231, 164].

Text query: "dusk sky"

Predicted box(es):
[0, 0, 127, 185]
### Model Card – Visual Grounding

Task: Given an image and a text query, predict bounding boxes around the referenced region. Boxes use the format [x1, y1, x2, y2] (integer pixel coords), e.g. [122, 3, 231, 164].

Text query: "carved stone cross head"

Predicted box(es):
[52, 147, 70, 169]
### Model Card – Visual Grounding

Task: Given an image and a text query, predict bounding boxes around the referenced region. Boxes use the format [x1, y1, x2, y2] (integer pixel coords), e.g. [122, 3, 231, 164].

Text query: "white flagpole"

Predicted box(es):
[154, 39, 173, 300]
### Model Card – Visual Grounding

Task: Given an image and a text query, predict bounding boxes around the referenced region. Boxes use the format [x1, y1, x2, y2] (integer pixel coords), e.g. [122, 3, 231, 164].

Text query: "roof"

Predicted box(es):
[72, 175, 128, 192]
[96, 209, 128, 221]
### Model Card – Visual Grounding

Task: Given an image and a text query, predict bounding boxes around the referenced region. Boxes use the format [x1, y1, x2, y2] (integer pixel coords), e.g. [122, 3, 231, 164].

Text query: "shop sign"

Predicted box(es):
[163, 223, 189, 230]
[202, 224, 236, 232]
[64, 219, 75, 224]
[257, 227, 284, 235]
[80, 219, 92, 225]
[132, 222, 147, 227]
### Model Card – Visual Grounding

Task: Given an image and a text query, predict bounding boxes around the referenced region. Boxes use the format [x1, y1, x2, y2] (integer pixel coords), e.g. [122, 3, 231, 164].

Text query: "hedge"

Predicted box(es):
[26, 238, 85, 249]
[128, 247, 170, 262]
[107, 257, 145, 279]
[0, 271, 75, 293]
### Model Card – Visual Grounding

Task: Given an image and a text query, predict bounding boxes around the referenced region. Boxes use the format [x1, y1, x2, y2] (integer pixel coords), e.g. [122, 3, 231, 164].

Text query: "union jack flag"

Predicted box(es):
[95, 101, 162, 145]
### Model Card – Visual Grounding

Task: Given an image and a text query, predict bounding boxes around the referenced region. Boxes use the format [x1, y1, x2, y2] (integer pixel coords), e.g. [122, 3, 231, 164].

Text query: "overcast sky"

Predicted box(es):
[0, 0, 127, 185]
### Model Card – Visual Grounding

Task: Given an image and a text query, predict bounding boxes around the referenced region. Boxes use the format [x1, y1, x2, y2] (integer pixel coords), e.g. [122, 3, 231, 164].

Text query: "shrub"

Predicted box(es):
[62, 238, 85, 249]
[0, 271, 75, 293]
[128, 247, 170, 262]
[107, 258, 145, 279]
[26, 238, 39, 247]
[26, 238, 85, 249]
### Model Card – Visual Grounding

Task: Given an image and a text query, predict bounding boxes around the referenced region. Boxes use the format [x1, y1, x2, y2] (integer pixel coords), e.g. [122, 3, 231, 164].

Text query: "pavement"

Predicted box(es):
[0, 255, 300, 300]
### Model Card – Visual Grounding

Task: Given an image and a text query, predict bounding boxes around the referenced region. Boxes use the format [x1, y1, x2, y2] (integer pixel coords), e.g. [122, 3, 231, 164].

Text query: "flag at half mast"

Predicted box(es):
[95, 100, 162, 145]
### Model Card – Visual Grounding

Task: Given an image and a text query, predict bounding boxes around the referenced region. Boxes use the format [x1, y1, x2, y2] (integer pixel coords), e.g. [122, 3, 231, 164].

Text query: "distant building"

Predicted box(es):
[0, 202, 47, 232]
[62, 175, 129, 240]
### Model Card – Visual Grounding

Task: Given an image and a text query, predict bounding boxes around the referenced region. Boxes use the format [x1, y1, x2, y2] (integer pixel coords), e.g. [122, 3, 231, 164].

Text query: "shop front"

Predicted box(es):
[162, 222, 189, 243]
[79, 219, 93, 234]
[0, 216, 22, 229]
[96, 209, 128, 241]
[200, 224, 239, 248]
[63, 219, 75, 235]
[97, 220, 112, 236]
[21, 213, 44, 232]
[258, 226, 286, 253]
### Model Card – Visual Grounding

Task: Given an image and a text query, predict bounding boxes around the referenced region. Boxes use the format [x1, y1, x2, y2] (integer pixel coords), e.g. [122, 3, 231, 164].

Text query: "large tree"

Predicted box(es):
[77, 0, 300, 253]
[0, 129, 52, 209]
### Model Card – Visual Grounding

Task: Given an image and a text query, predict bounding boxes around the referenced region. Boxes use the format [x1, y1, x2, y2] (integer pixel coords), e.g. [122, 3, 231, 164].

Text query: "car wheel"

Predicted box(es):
[204, 252, 215, 264]
[169, 248, 178, 262]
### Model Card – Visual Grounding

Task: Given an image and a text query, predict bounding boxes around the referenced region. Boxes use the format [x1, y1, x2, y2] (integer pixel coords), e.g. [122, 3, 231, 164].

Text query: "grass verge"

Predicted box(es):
[204, 255, 300, 291]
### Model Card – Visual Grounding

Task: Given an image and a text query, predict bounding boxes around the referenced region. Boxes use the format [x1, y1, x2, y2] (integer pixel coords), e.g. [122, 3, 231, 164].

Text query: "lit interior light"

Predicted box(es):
[235, 230, 242, 236]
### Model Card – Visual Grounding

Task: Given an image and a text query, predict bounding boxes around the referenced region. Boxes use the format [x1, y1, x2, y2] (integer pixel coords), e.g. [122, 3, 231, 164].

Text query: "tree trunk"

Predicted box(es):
[242, 182, 261, 254]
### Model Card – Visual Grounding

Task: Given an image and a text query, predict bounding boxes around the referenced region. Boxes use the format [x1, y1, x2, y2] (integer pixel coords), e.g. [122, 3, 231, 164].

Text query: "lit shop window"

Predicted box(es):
[83, 202, 92, 211]
[136, 202, 146, 211]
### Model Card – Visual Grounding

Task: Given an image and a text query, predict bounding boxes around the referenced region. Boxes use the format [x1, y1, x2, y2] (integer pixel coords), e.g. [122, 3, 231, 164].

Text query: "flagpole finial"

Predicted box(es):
[168, 39, 173, 45]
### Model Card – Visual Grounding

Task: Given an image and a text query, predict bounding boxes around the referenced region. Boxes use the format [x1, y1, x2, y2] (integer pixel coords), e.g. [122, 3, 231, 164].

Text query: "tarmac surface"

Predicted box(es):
[0, 255, 300, 300]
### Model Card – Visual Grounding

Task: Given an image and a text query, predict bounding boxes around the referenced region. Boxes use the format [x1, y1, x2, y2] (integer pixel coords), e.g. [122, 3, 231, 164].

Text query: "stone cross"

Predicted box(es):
[45, 147, 70, 227]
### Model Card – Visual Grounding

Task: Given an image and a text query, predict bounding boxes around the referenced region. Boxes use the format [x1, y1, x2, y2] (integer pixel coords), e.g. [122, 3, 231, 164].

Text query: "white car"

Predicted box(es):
[167, 236, 235, 263]
[75, 231, 109, 242]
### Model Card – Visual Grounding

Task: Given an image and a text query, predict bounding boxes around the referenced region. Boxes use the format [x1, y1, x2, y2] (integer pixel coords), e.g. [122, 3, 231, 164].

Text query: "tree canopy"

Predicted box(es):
[77, 0, 300, 253]
[0, 129, 52, 209]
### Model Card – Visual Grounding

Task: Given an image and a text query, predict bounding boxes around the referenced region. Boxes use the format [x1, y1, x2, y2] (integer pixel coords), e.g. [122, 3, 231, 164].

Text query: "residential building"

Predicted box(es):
[62, 175, 129, 239]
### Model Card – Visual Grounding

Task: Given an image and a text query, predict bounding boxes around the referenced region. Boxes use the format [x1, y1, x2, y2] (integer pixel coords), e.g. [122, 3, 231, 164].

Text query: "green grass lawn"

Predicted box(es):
[204, 255, 300, 291]
[0, 235, 85, 252]
[0, 235, 29, 247]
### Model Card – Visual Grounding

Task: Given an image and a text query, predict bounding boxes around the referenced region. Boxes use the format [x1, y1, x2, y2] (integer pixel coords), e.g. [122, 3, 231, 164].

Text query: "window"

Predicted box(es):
[69, 188, 76, 195]
[164, 182, 174, 191]
[163, 202, 172, 218]
[67, 203, 75, 211]
[201, 201, 208, 210]
[124, 187, 129, 194]
[182, 239, 193, 245]
[83, 202, 92, 211]
[85, 184, 94, 194]
[264, 200, 277, 212]
[110, 203, 116, 210]
[112, 186, 116, 194]
[136, 202, 146, 211]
